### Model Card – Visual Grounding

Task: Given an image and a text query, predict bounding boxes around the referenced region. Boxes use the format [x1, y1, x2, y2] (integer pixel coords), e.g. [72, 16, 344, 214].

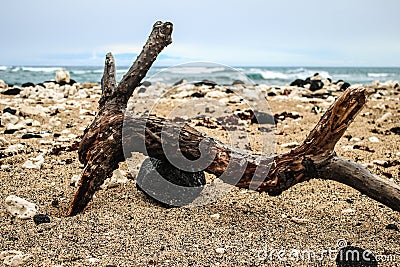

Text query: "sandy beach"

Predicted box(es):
[0, 77, 399, 266]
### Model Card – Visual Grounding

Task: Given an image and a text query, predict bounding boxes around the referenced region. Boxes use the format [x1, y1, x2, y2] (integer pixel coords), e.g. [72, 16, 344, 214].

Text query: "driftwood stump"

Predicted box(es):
[67, 21, 400, 216]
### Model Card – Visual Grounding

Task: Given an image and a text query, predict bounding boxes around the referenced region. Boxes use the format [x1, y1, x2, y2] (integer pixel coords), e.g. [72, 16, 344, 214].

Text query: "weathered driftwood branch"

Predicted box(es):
[68, 21, 173, 216]
[67, 21, 400, 216]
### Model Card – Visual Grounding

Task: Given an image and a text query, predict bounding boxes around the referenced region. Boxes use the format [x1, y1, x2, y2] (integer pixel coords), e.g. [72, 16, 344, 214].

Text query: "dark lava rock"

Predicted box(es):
[232, 79, 245, 85]
[194, 79, 217, 87]
[173, 79, 184, 86]
[21, 82, 35, 88]
[290, 79, 306, 88]
[56, 79, 77, 86]
[390, 127, 400, 135]
[191, 92, 205, 98]
[136, 157, 206, 207]
[33, 214, 51, 225]
[340, 82, 351, 91]
[138, 87, 147, 93]
[251, 111, 275, 125]
[336, 246, 377, 267]
[334, 79, 344, 85]
[36, 83, 45, 88]
[225, 88, 235, 94]
[309, 80, 324, 91]
[21, 133, 42, 139]
[385, 224, 399, 231]
[141, 81, 152, 87]
[1, 88, 21, 95]
[274, 111, 302, 123]
[3, 107, 17, 115]
[4, 129, 18, 134]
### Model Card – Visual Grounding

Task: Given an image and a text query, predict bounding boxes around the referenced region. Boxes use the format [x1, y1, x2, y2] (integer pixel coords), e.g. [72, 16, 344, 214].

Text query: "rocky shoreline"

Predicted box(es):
[0, 70, 399, 266]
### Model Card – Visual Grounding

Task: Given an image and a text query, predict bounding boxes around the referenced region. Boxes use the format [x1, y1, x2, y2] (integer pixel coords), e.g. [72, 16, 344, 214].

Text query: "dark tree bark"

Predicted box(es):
[67, 21, 400, 216]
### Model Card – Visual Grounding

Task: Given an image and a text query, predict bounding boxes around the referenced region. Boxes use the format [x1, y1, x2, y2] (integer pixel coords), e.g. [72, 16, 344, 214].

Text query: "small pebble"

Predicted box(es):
[33, 214, 50, 225]
[210, 213, 221, 220]
[385, 224, 399, 231]
[70, 174, 81, 187]
[372, 160, 388, 167]
[215, 248, 225, 254]
[341, 208, 355, 215]
[368, 136, 380, 143]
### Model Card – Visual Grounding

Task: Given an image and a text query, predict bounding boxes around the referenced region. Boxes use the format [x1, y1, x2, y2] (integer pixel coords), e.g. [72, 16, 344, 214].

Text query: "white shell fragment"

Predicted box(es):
[100, 169, 128, 189]
[215, 248, 226, 254]
[4, 195, 38, 219]
[368, 136, 380, 143]
[22, 155, 45, 170]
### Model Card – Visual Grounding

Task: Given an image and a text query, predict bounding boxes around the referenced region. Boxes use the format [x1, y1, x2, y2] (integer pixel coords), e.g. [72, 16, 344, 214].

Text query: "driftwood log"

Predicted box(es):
[67, 21, 400, 216]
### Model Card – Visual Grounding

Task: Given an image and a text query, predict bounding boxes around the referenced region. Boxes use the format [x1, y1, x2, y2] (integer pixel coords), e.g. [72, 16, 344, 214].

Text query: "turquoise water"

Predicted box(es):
[1, 65, 400, 86]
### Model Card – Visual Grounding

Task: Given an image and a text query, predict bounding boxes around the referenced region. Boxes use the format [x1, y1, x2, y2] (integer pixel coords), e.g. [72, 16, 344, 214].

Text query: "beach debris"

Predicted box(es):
[1, 164, 10, 171]
[385, 224, 399, 231]
[390, 127, 400, 135]
[215, 248, 226, 254]
[274, 111, 302, 122]
[136, 157, 206, 207]
[3, 107, 17, 115]
[290, 78, 307, 88]
[21, 133, 42, 139]
[210, 213, 221, 220]
[4, 144, 25, 155]
[0, 250, 33, 267]
[33, 214, 51, 225]
[372, 159, 399, 168]
[1, 112, 19, 126]
[339, 82, 351, 91]
[372, 160, 388, 167]
[87, 257, 101, 264]
[22, 155, 45, 170]
[341, 208, 356, 215]
[309, 80, 324, 91]
[100, 169, 129, 189]
[0, 136, 10, 147]
[0, 79, 8, 89]
[21, 82, 35, 88]
[1, 88, 21, 96]
[376, 112, 392, 123]
[55, 69, 71, 84]
[4, 195, 38, 219]
[368, 136, 380, 143]
[352, 144, 375, 153]
[70, 174, 81, 187]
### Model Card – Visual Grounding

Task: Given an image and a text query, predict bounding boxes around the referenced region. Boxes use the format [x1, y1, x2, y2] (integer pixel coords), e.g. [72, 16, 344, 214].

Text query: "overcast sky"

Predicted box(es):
[1, 0, 399, 66]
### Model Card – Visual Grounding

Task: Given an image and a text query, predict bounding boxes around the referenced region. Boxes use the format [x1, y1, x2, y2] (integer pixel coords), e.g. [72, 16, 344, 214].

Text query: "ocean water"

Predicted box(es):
[1, 65, 400, 86]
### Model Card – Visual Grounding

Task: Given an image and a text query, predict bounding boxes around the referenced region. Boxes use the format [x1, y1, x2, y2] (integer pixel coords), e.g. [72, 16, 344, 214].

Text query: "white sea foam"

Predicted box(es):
[368, 73, 389, 78]
[21, 67, 60, 72]
[259, 70, 288, 80]
[0, 66, 8, 71]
